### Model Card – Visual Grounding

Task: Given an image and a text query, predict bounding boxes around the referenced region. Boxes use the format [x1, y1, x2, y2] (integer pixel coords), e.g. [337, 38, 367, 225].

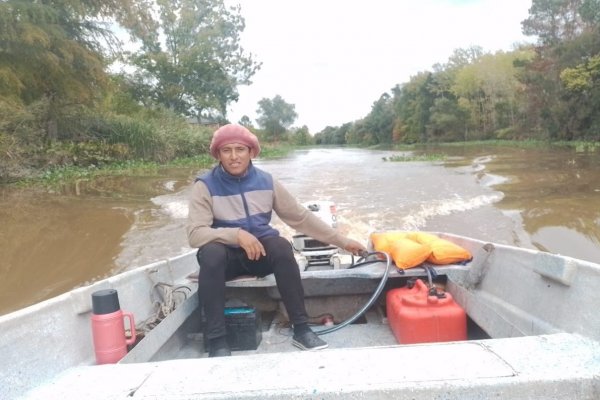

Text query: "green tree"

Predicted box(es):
[255, 95, 297, 140]
[392, 72, 435, 143]
[363, 93, 394, 144]
[428, 97, 468, 141]
[452, 50, 531, 138]
[522, 0, 586, 46]
[580, 0, 600, 25]
[314, 126, 337, 145]
[446, 46, 485, 69]
[452, 59, 485, 136]
[291, 125, 312, 146]
[336, 122, 353, 145]
[0, 0, 154, 141]
[425, 48, 484, 141]
[129, 0, 261, 122]
[560, 54, 600, 138]
[519, 0, 600, 139]
[238, 115, 253, 127]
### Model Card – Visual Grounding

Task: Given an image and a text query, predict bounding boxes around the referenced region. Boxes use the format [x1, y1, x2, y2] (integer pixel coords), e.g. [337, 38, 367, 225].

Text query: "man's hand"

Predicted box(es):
[237, 229, 266, 260]
[344, 239, 367, 257]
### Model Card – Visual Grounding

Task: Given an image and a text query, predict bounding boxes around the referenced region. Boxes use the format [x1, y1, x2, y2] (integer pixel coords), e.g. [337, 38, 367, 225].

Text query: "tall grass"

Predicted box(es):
[383, 153, 447, 162]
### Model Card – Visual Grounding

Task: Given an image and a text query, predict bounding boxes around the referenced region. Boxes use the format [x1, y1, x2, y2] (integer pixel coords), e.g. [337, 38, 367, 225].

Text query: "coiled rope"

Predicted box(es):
[136, 282, 192, 334]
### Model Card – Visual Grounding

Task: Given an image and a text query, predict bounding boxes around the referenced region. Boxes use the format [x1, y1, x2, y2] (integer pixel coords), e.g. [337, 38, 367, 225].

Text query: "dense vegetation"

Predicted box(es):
[0, 0, 259, 181]
[1, 0, 599, 183]
[315, 0, 600, 146]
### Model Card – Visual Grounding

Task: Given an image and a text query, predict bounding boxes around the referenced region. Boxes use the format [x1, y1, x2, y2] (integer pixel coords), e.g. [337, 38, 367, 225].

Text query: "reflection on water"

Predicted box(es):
[481, 146, 600, 263]
[0, 171, 197, 315]
[433, 145, 600, 262]
[1, 145, 599, 315]
[0, 189, 130, 313]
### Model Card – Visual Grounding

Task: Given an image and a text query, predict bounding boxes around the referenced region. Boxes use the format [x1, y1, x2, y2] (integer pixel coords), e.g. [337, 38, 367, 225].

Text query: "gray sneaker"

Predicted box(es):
[209, 345, 231, 358]
[208, 336, 231, 357]
[292, 330, 329, 351]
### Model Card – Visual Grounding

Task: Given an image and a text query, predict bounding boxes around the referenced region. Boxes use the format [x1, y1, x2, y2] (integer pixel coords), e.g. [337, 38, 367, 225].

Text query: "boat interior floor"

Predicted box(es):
[166, 308, 399, 361]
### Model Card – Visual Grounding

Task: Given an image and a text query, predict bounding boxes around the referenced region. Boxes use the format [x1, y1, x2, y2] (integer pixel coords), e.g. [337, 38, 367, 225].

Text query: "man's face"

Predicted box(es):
[217, 143, 253, 176]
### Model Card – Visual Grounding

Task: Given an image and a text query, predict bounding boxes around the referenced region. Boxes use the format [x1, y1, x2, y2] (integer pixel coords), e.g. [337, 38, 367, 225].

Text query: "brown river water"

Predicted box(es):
[1, 145, 599, 316]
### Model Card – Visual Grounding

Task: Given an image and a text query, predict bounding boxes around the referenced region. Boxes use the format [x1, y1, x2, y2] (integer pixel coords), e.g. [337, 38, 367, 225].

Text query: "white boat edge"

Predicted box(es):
[2, 232, 600, 399]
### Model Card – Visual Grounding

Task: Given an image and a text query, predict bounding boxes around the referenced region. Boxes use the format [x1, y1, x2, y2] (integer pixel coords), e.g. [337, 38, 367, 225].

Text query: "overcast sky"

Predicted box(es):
[226, 0, 534, 133]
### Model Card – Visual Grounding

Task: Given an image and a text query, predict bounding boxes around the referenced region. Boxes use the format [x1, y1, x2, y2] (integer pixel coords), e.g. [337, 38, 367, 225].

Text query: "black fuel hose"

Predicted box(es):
[314, 251, 392, 335]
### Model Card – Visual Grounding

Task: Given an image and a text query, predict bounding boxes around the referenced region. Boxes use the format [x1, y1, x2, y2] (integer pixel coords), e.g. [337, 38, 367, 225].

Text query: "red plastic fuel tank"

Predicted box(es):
[386, 279, 466, 344]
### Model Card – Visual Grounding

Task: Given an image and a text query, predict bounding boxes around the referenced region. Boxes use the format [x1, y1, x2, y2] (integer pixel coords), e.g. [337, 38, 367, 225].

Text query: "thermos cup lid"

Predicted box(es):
[91, 289, 121, 314]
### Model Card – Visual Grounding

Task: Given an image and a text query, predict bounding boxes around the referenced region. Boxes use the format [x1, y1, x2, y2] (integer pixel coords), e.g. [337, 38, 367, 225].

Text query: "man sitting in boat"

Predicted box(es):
[187, 124, 366, 357]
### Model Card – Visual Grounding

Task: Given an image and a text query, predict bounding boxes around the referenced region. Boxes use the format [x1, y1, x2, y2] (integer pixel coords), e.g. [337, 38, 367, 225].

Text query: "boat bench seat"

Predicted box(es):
[222, 262, 470, 288]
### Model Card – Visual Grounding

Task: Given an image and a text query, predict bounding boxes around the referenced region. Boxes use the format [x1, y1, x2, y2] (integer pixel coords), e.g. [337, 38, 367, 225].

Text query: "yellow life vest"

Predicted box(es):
[370, 231, 472, 269]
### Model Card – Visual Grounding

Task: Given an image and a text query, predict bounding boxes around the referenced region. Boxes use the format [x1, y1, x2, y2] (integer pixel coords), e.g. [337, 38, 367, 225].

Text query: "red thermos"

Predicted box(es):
[91, 289, 136, 364]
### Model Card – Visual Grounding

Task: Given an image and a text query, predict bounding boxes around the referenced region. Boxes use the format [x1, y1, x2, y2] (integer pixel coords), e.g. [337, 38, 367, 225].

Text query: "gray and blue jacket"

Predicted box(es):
[196, 163, 279, 240]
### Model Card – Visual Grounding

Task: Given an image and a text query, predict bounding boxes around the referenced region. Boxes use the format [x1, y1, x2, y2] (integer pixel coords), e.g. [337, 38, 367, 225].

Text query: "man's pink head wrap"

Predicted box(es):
[209, 124, 261, 159]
